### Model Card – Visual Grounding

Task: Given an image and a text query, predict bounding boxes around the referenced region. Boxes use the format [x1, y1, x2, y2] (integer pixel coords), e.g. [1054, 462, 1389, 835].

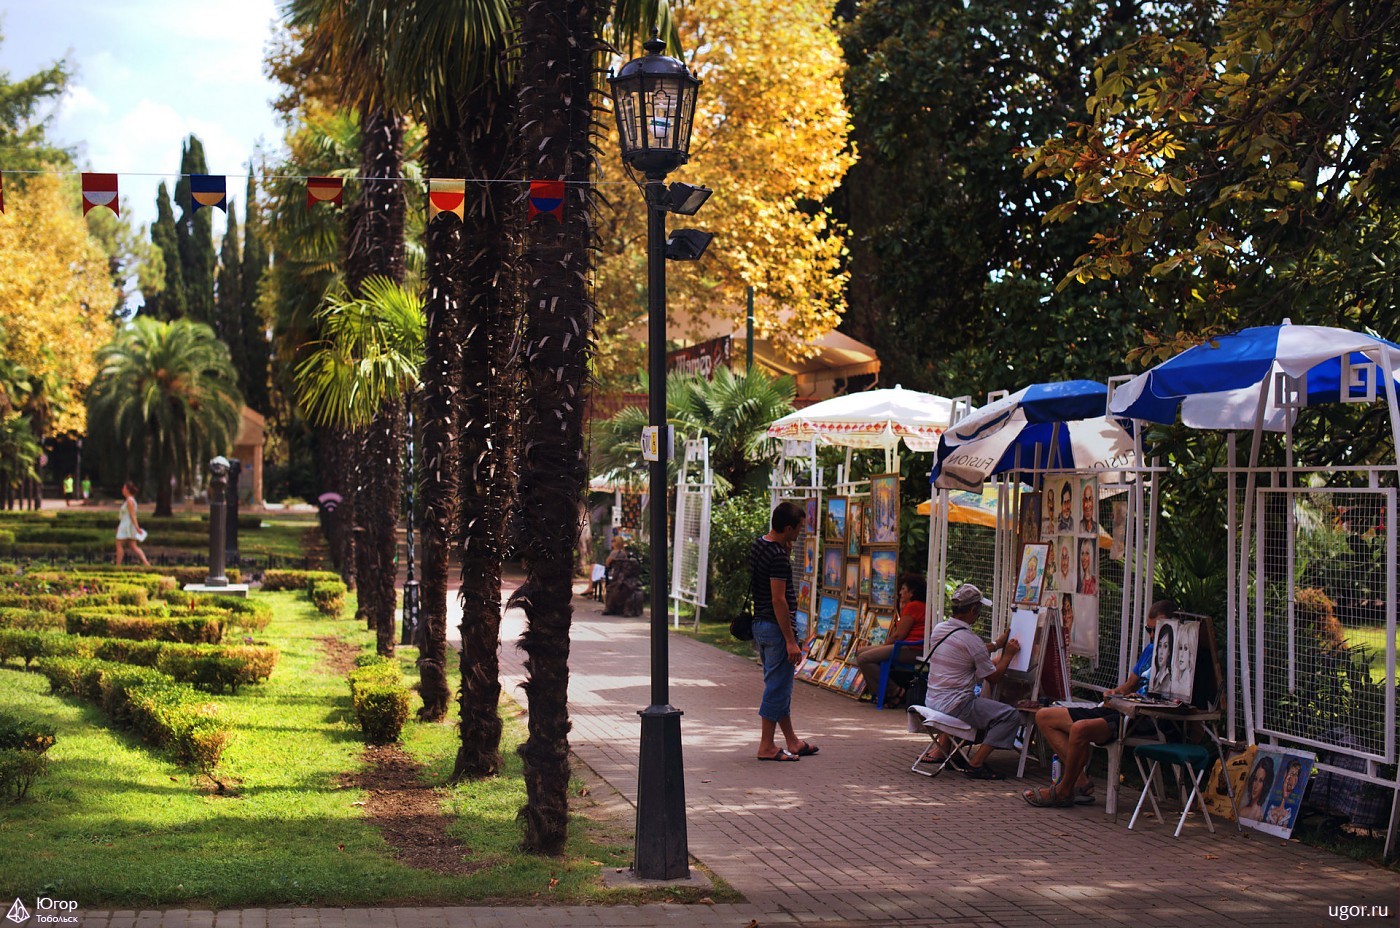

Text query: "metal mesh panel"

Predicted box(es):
[1252, 486, 1396, 763]
[671, 483, 710, 607]
[945, 522, 996, 638]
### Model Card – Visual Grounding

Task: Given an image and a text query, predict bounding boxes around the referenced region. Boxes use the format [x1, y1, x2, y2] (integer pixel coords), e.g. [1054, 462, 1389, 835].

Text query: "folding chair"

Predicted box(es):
[1128, 731, 1240, 836]
[906, 705, 978, 777]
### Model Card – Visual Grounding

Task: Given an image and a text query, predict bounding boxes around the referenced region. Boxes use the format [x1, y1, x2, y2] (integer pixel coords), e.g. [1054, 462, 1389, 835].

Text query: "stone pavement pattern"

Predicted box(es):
[80, 578, 1396, 928]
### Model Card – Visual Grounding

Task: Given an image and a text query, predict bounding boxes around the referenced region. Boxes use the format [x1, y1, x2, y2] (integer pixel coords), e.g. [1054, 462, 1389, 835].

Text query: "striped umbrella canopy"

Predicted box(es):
[766, 386, 956, 451]
[931, 381, 1136, 491]
[1109, 322, 1400, 430]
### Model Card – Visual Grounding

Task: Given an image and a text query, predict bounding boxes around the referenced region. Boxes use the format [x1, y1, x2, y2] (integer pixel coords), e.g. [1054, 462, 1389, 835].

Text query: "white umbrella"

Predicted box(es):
[766, 385, 957, 451]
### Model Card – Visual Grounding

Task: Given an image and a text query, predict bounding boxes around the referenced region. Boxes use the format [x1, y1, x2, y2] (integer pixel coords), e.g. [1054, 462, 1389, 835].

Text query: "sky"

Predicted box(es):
[3, 0, 286, 234]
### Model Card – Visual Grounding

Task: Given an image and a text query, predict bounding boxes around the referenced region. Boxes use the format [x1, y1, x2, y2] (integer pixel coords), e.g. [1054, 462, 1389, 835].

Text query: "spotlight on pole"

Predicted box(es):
[664, 229, 714, 261]
[665, 182, 712, 216]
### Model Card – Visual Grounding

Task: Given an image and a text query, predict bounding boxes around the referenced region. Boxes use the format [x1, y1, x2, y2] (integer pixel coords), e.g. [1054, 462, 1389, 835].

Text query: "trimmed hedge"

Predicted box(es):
[65, 612, 222, 644]
[0, 593, 66, 612]
[0, 608, 66, 630]
[348, 655, 410, 744]
[308, 579, 347, 616]
[4, 633, 276, 692]
[0, 629, 94, 666]
[260, 569, 340, 592]
[37, 658, 230, 774]
[0, 710, 56, 799]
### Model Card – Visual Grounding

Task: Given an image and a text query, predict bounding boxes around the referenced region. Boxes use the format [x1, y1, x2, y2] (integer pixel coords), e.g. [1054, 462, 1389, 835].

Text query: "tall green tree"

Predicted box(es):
[174, 136, 217, 325]
[215, 200, 244, 377]
[86, 317, 243, 516]
[835, 0, 1202, 399]
[0, 31, 73, 172]
[239, 170, 271, 414]
[145, 182, 187, 320]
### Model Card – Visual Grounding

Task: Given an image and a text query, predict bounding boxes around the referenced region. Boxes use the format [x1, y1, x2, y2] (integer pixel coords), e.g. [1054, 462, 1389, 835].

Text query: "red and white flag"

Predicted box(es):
[82, 173, 120, 216]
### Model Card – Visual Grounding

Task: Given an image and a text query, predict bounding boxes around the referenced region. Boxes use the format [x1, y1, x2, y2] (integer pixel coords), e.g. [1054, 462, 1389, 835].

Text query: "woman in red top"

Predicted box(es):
[854, 574, 927, 704]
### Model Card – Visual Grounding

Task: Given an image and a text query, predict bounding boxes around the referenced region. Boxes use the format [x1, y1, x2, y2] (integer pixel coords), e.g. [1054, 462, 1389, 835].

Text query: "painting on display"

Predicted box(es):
[838, 605, 859, 635]
[1238, 748, 1316, 839]
[801, 536, 818, 577]
[794, 610, 809, 639]
[1019, 491, 1041, 544]
[1014, 543, 1049, 606]
[804, 498, 819, 535]
[1049, 536, 1077, 595]
[859, 553, 872, 597]
[869, 549, 898, 608]
[1149, 616, 1200, 703]
[824, 497, 848, 542]
[816, 594, 840, 634]
[1077, 478, 1098, 535]
[846, 500, 864, 557]
[869, 475, 899, 545]
[1076, 537, 1099, 595]
[821, 547, 844, 589]
[843, 561, 861, 603]
[1068, 593, 1098, 657]
[798, 579, 812, 607]
[1047, 477, 1073, 534]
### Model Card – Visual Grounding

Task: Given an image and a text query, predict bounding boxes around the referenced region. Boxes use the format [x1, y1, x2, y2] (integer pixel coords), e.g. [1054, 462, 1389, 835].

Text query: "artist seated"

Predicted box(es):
[1022, 598, 1177, 808]
[854, 573, 927, 703]
[920, 583, 1021, 780]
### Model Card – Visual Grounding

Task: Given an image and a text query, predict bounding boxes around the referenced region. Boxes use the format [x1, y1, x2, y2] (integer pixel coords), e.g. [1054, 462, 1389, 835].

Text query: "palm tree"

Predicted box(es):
[592, 367, 795, 496]
[295, 276, 424, 655]
[86, 318, 243, 517]
[0, 413, 41, 511]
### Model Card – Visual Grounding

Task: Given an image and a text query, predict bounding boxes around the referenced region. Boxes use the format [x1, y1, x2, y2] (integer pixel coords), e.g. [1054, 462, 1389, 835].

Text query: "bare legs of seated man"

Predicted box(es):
[1022, 706, 1114, 805]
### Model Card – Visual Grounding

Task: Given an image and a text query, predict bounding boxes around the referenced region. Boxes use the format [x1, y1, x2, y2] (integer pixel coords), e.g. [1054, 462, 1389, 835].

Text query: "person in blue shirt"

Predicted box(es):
[1022, 598, 1177, 808]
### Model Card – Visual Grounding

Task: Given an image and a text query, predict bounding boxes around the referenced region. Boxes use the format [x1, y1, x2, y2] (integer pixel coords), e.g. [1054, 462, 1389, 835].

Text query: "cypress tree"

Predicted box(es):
[215, 199, 243, 384]
[174, 135, 216, 325]
[144, 182, 186, 320]
[239, 170, 271, 414]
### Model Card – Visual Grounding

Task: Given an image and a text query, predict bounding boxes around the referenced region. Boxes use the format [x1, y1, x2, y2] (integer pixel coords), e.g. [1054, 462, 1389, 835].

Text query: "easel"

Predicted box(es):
[1005, 607, 1066, 778]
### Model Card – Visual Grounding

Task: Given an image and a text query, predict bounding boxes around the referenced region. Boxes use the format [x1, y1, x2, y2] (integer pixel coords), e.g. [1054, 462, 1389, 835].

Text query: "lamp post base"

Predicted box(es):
[634, 704, 688, 880]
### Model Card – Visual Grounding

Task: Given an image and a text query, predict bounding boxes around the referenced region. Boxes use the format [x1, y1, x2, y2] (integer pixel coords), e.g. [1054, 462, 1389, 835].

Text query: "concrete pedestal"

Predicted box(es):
[182, 583, 251, 598]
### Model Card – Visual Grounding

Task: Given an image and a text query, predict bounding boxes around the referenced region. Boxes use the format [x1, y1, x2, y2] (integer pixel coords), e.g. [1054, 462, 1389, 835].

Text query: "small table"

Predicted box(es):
[1102, 696, 1222, 816]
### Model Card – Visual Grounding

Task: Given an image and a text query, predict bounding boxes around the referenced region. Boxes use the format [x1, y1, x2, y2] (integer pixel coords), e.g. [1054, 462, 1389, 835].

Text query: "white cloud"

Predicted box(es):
[57, 84, 110, 120]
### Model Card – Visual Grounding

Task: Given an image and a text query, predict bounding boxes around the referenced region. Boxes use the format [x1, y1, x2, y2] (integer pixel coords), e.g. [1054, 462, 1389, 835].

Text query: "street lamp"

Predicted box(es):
[609, 29, 705, 882]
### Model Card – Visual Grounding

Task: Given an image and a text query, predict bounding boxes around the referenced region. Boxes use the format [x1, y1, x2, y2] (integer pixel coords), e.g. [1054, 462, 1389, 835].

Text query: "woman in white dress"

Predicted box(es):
[115, 481, 149, 566]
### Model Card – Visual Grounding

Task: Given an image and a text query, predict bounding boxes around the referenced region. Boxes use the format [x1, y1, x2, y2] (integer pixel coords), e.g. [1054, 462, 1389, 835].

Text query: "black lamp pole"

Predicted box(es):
[609, 31, 703, 882]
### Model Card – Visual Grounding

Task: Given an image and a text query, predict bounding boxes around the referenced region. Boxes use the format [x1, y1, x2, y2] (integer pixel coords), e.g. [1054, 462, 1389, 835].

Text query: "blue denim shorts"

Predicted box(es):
[753, 620, 795, 722]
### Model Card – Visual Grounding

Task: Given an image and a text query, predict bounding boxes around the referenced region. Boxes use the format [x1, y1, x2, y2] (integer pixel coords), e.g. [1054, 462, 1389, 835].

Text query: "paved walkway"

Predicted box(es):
[81, 576, 1395, 928]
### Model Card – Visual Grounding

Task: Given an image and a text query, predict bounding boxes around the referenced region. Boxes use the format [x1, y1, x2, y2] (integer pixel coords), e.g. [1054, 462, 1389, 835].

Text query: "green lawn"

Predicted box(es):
[1342, 624, 1396, 684]
[0, 591, 715, 907]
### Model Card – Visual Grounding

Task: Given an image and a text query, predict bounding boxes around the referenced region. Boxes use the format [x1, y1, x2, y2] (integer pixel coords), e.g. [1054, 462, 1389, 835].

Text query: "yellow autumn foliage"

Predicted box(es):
[0, 173, 118, 434]
[594, 0, 854, 389]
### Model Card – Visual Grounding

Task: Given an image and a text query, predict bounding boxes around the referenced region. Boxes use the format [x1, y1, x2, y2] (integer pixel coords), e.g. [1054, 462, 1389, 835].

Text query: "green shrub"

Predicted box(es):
[348, 657, 410, 744]
[65, 612, 222, 644]
[0, 710, 56, 753]
[707, 492, 774, 622]
[0, 749, 48, 799]
[66, 604, 171, 620]
[37, 658, 230, 774]
[0, 608, 65, 630]
[0, 529, 13, 554]
[0, 593, 65, 612]
[261, 569, 340, 592]
[308, 580, 347, 616]
[166, 593, 271, 631]
[156, 644, 278, 693]
[0, 629, 93, 666]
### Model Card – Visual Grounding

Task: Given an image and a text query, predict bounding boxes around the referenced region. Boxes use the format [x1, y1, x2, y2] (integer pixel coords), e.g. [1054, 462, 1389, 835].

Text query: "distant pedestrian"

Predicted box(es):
[115, 481, 149, 566]
[63, 475, 75, 506]
[749, 501, 819, 762]
[81, 477, 91, 502]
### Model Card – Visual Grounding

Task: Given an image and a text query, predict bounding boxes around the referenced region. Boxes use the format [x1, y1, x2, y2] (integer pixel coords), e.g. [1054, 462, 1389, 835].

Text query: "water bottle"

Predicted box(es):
[1051, 753, 1063, 787]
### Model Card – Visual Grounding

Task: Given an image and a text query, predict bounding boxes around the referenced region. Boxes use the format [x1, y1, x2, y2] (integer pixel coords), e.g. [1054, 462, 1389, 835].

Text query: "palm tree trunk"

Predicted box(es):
[453, 74, 519, 779]
[511, 0, 600, 855]
[346, 101, 407, 656]
[319, 427, 358, 590]
[416, 107, 466, 722]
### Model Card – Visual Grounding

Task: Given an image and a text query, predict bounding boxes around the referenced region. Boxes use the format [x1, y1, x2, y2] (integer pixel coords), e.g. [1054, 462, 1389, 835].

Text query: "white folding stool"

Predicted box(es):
[906, 705, 978, 777]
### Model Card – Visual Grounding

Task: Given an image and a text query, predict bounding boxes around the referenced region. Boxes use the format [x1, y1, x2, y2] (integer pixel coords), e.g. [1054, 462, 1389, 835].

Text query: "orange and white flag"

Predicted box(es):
[428, 178, 466, 221]
[306, 175, 344, 208]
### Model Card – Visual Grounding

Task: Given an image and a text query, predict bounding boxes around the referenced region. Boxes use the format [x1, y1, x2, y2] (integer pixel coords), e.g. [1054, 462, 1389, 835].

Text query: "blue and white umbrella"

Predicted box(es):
[1109, 322, 1400, 430]
[931, 381, 1136, 491]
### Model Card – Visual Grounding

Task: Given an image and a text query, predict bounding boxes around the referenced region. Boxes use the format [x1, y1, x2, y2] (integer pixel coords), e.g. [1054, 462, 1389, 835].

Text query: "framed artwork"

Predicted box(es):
[869, 474, 900, 545]
[804, 497, 819, 534]
[846, 500, 863, 557]
[798, 658, 819, 679]
[1076, 537, 1098, 595]
[1048, 477, 1074, 534]
[821, 547, 844, 589]
[1149, 616, 1199, 702]
[1014, 542, 1049, 605]
[1077, 477, 1098, 536]
[1052, 535, 1077, 595]
[1044, 483, 1059, 532]
[801, 536, 818, 577]
[1239, 748, 1316, 838]
[1019, 491, 1042, 544]
[838, 605, 859, 635]
[843, 561, 861, 603]
[869, 549, 898, 608]
[794, 609, 809, 639]
[816, 595, 840, 634]
[824, 497, 848, 541]
[798, 579, 813, 607]
[859, 553, 872, 597]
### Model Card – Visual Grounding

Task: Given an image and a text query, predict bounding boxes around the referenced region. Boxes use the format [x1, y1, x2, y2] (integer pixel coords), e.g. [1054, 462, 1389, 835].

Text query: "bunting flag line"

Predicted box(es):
[190, 174, 228, 212]
[428, 178, 466, 221]
[81, 173, 119, 216]
[528, 179, 565, 223]
[306, 175, 344, 208]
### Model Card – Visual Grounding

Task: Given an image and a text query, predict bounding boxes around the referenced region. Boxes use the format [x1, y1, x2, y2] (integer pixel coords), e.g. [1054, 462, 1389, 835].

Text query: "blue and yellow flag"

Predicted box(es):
[189, 174, 228, 212]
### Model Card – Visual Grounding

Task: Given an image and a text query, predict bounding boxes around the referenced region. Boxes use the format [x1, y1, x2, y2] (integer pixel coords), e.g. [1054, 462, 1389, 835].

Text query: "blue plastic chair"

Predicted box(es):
[875, 640, 922, 709]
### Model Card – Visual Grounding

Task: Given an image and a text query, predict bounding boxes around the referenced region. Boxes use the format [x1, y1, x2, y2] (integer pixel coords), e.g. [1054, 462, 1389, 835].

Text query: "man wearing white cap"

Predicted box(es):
[922, 582, 1021, 779]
